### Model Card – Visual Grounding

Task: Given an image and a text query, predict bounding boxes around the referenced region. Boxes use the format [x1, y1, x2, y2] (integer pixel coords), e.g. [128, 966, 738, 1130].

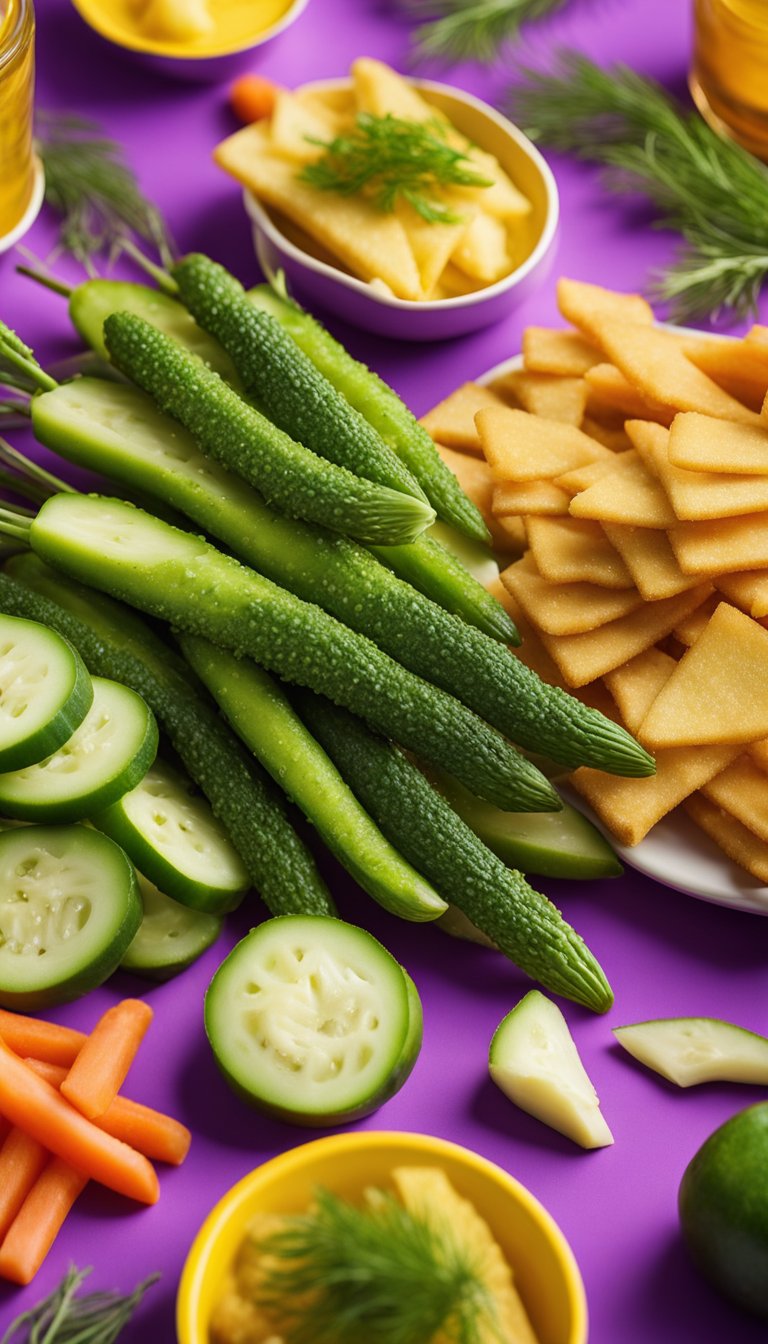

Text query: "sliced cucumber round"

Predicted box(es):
[205, 916, 422, 1125]
[0, 677, 158, 822]
[0, 824, 142, 1009]
[0, 613, 93, 772]
[94, 760, 249, 914]
[120, 871, 223, 981]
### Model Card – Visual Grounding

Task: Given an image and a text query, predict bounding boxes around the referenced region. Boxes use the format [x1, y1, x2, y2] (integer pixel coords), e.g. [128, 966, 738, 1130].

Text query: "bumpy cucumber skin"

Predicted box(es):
[180, 635, 445, 923]
[174, 255, 427, 504]
[248, 284, 490, 544]
[0, 824, 142, 1011]
[0, 561, 333, 918]
[295, 692, 614, 1014]
[70, 280, 240, 384]
[103, 313, 434, 548]
[0, 620, 94, 773]
[28, 495, 558, 814]
[0, 679, 159, 824]
[204, 916, 422, 1125]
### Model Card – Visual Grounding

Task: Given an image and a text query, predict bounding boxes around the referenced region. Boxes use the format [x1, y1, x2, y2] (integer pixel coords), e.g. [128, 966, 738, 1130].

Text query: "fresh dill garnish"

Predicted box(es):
[300, 113, 492, 223]
[401, 0, 570, 64]
[508, 51, 768, 321]
[35, 114, 174, 273]
[254, 1185, 500, 1344]
[0, 1264, 159, 1343]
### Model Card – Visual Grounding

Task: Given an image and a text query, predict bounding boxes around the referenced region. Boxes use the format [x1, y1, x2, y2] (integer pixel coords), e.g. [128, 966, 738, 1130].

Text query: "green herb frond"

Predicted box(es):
[0, 1264, 159, 1344]
[0, 322, 57, 396]
[300, 113, 492, 223]
[255, 1185, 500, 1344]
[402, 0, 570, 64]
[508, 51, 768, 321]
[36, 114, 174, 274]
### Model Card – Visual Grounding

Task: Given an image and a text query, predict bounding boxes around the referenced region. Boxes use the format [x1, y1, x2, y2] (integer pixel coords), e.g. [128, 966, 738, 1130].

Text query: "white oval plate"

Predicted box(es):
[478, 349, 768, 915]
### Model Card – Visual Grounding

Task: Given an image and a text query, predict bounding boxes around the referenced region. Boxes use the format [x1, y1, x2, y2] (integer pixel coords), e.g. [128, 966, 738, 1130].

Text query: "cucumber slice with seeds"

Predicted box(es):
[94, 760, 249, 914]
[205, 916, 422, 1125]
[120, 871, 223, 981]
[0, 677, 158, 822]
[0, 614, 93, 772]
[0, 824, 141, 1009]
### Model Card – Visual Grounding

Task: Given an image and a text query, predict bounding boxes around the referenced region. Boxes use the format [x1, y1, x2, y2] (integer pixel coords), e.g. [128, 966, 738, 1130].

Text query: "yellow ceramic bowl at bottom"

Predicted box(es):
[176, 1130, 587, 1344]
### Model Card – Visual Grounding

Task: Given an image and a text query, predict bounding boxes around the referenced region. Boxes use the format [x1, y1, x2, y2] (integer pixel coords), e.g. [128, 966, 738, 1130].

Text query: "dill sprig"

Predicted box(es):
[300, 113, 492, 223]
[508, 51, 768, 321]
[35, 114, 174, 273]
[254, 1186, 500, 1344]
[401, 0, 570, 64]
[0, 1265, 159, 1343]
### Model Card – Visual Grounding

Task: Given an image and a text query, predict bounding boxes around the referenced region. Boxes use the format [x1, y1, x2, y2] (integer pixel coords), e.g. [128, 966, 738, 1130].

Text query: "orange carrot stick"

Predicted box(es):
[0, 1010, 85, 1066]
[0, 1038, 158, 1205]
[0, 1129, 48, 1241]
[61, 999, 154, 1120]
[0, 1159, 88, 1285]
[27, 1060, 191, 1166]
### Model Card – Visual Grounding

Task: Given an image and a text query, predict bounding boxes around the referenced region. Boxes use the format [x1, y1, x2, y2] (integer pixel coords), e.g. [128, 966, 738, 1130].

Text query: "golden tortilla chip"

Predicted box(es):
[573, 744, 740, 847]
[585, 364, 673, 424]
[435, 442, 513, 551]
[352, 57, 442, 122]
[672, 593, 722, 647]
[639, 602, 768, 747]
[683, 337, 768, 413]
[581, 417, 633, 452]
[668, 411, 768, 475]
[701, 756, 768, 845]
[623, 419, 669, 472]
[684, 793, 768, 883]
[591, 319, 761, 426]
[634, 422, 768, 521]
[396, 200, 475, 297]
[569, 452, 677, 528]
[492, 371, 588, 426]
[493, 514, 527, 550]
[492, 480, 571, 517]
[270, 90, 341, 162]
[522, 327, 602, 377]
[477, 408, 609, 482]
[556, 278, 653, 340]
[554, 456, 626, 494]
[604, 648, 678, 734]
[668, 513, 768, 575]
[535, 586, 710, 687]
[750, 738, 768, 772]
[451, 211, 511, 284]
[420, 383, 508, 452]
[601, 524, 703, 601]
[716, 570, 768, 619]
[214, 125, 423, 300]
[501, 553, 644, 636]
[525, 516, 633, 589]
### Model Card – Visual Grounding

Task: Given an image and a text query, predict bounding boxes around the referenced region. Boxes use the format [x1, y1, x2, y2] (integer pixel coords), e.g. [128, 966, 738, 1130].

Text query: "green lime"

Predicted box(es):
[679, 1103, 768, 1320]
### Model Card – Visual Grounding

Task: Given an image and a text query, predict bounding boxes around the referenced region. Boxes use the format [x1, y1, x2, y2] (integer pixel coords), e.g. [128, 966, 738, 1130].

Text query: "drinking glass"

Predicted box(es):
[690, 0, 768, 160]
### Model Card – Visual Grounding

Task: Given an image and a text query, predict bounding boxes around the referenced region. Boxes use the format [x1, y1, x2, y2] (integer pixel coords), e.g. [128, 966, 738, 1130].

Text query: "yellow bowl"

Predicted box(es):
[69, 0, 310, 79]
[176, 1131, 587, 1344]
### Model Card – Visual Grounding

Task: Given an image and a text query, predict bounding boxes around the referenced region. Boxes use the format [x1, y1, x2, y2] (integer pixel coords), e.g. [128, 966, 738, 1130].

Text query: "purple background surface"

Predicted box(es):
[2, 1, 768, 1340]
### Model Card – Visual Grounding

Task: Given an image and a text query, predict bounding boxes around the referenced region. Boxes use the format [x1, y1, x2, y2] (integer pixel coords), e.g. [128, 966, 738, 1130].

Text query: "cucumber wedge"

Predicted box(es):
[94, 760, 249, 914]
[0, 613, 93, 772]
[0, 677, 158, 822]
[489, 990, 614, 1149]
[0, 824, 142, 1009]
[429, 768, 623, 879]
[614, 1018, 768, 1087]
[120, 871, 223, 981]
[205, 916, 422, 1125]
[428, 521, 499, 588]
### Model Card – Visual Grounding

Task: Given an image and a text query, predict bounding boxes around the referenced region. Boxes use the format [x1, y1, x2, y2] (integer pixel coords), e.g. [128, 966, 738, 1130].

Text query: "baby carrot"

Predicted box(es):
[27, 1060, 191, 1166]
[0, 1038, 159, 1205]
[0, 1159, 88, 1285]
[230, 73, 280, 123]
[0, 1010, 85, 1067]
[0, 1129, 47, 1241]
[61, 999, 154, 1120]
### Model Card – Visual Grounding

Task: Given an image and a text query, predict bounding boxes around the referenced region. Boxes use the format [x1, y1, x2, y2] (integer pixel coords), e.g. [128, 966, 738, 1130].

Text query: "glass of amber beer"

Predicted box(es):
[0, 0, 42, 251]
[690, 0, 768, 160]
